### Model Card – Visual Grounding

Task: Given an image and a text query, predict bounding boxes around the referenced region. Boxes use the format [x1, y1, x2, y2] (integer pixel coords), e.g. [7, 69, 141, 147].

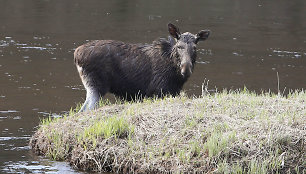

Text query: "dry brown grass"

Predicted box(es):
[30, 90, 306, 173]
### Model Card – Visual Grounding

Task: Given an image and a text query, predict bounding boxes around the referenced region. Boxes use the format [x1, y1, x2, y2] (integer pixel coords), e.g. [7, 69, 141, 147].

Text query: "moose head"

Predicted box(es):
[168, 23, 210, 78]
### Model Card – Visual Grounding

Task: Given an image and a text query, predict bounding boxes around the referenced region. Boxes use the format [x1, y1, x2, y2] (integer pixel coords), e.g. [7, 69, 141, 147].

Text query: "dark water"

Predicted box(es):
[0, 0, 305, 173]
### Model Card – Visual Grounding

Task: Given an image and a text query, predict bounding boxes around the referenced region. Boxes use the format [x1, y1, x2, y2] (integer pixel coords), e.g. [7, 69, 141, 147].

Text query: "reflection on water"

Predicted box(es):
[0, 0, 305, 173]
[0, 135, 79, 173]
[3, 158, 83, 174]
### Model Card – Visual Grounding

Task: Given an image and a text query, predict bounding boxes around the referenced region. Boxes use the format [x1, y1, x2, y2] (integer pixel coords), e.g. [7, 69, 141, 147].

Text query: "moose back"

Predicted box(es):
[74, 23, 210, 112]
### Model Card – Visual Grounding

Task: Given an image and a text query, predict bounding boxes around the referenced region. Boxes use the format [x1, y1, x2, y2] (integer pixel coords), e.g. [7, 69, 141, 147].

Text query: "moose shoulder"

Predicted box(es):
[74, 23, 210, 112]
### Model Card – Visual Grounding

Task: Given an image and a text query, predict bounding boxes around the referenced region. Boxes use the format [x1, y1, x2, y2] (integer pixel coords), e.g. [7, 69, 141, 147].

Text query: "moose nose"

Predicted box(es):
[180, 63, 192, 78]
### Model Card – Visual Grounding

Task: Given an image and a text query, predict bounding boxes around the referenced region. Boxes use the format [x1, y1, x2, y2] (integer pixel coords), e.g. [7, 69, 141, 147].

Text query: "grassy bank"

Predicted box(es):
[30, 90, 305, 173]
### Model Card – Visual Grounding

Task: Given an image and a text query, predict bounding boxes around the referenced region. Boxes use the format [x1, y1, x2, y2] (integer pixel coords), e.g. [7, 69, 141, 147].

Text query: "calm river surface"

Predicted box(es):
[0, 0, 305, 173]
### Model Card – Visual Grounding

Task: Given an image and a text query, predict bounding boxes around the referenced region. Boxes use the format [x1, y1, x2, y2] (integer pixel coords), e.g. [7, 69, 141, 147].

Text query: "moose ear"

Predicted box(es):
[168, 23, 181, 40]
[195, 30, 210, 44]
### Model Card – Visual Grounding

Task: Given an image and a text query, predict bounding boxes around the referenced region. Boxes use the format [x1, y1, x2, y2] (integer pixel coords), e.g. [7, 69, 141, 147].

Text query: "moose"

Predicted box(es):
[74, 23, 210, 112]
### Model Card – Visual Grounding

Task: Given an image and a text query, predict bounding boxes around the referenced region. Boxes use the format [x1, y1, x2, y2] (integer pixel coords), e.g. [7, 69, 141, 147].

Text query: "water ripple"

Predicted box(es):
[271, 49, 305, 59]
[0, 110, 19, 114]
[0, 137, 30, 141]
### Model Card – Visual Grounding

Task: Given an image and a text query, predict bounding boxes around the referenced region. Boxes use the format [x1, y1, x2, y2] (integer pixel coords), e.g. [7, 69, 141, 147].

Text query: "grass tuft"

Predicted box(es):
[77, 115, 134, 149]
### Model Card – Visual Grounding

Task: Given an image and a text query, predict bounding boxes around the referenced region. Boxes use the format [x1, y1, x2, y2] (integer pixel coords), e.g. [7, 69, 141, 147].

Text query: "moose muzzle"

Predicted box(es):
[180, 62, 192, 78]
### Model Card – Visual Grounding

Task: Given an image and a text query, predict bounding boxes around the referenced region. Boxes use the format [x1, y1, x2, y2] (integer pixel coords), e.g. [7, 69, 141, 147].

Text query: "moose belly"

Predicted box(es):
[108, 71, 151, 100]
[110, 82, 148, 100]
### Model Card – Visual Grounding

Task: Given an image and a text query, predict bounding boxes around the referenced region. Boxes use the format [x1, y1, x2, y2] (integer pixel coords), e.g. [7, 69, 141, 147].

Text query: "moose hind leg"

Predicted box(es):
[79, 87, 100, 112]
[77, 64, 108, 112]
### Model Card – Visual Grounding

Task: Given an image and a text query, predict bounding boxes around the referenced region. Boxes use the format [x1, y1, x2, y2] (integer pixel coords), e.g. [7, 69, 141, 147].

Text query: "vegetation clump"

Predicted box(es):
[30, 90, 306, 173]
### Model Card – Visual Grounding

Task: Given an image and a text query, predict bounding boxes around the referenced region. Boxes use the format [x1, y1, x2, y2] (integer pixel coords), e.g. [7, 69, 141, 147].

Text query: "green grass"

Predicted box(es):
[204, 129, 236, 158]
[77, 115, 134, 149]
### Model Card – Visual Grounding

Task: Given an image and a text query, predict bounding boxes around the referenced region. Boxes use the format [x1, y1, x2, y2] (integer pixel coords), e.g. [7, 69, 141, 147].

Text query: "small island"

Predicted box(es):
[30, 90, 305, 173]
